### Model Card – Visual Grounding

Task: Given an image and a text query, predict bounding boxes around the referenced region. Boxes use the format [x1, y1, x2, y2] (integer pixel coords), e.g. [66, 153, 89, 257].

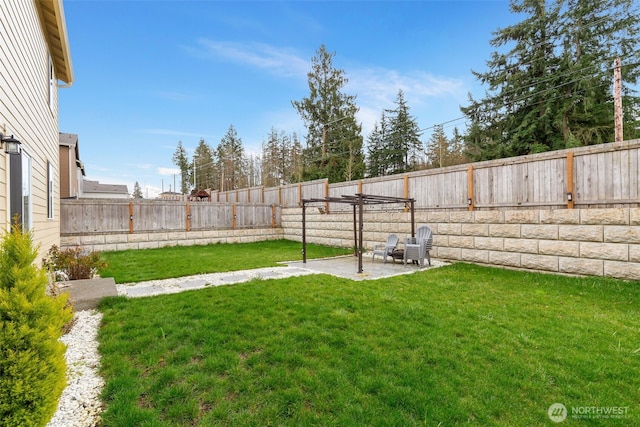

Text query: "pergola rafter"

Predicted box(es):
[301, 193, 416, 273]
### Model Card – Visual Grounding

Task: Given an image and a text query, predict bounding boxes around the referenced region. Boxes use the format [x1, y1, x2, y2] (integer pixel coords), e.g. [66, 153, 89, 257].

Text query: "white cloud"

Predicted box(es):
[144, 184, 162, 199]
[158, 167, 181, 176]
[347, 67, 467, 137]
[185, 39, 309, 78]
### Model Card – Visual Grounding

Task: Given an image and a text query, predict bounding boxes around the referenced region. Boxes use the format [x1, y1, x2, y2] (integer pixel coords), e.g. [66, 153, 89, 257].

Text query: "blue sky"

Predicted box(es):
[60, 0, 518, 198]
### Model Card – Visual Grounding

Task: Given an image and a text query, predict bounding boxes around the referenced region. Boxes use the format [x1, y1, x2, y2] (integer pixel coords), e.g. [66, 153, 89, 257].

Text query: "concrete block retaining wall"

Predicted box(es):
[282, 207, 640, 281]
[61, 207, 640, 281]
[61, 228, 284, 252]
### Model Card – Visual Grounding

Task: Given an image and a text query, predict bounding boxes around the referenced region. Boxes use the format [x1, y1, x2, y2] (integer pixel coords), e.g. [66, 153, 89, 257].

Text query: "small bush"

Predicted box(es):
[43, 245, 107, 281]
[0, 224, 73, 427]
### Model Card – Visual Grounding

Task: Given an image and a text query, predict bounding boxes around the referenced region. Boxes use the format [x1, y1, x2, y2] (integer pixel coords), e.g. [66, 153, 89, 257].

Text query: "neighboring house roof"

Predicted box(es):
[59, 132, 85, 176]
[82, 180, 129, 196]
[37, 0, 73, 84]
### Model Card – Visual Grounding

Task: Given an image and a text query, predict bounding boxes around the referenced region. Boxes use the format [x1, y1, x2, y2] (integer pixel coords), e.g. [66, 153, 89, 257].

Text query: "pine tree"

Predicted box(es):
[292, 45, 364, 183]
[289, 133, 304, 183]
[425, 125, 448, 168]
[261, 128, 281, 187]
[385, 89, 424, 173]
[216, 125, 246, 191]
[461, 0, 640, 160]
[448, 127, 469, 166]
[172, 141, 190, 194]
[132, 181, 143, 198]
[192, 138, 216, 191]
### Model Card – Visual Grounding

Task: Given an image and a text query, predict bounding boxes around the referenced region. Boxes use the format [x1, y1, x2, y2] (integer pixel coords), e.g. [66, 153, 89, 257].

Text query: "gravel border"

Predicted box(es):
[46, 310, 104, 427]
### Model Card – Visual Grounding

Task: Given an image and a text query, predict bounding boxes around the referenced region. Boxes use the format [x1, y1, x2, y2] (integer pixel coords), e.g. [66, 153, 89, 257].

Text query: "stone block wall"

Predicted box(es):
[282, 207, 640, 281]
[61, 228, 284, 253]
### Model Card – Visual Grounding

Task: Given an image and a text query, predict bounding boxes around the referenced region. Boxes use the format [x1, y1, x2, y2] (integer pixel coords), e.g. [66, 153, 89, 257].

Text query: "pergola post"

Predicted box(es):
[410, 199, 415, 238]
[302, 202, 307, 263]
[358, 194, 364, 274]
[301, 194, 415, 274]
[352, 205, 357, 257]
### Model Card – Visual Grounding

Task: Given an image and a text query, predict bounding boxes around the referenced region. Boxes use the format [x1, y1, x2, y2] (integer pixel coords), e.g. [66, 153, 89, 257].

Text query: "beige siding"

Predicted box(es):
[59, 145, 70, 198]
[0, 1, 61, 257]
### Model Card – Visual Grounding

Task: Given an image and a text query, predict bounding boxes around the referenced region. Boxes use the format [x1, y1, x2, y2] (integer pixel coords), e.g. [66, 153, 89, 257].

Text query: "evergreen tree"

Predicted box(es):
[425, 125, 448, 168]
[365, 113, 394, 177]
[292, 45, 364, 183]
[289, 133, 304, 183]
[192, 138, 216, 190]
[216, 125, 246, 191]
[461, 0, 640, 160]
[132, 181, 143, 198]
[0, 224, 72, 426]
[385, 89, 424, 173]
[448, 127, 470, 166]
[262, 129, 304, 186]
[261, 128, 283, 187]
[172, 141, 190, 194]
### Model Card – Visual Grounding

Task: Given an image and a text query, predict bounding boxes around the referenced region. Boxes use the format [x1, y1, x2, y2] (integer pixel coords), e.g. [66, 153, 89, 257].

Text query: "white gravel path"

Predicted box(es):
[46, 310, 104, 427]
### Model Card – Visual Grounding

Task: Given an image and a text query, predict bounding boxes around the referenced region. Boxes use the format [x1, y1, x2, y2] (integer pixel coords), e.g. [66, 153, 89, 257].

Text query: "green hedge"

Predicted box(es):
[0, 225, 73, 427]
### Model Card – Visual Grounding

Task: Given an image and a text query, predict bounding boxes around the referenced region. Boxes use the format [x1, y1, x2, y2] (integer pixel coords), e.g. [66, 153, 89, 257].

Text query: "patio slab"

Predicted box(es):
[112, 255, 449, 299]
[284, 254, 448, 281]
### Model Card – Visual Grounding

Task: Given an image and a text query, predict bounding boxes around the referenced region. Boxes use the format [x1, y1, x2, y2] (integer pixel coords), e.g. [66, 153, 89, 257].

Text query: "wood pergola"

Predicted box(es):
[301, 193, 416, 274]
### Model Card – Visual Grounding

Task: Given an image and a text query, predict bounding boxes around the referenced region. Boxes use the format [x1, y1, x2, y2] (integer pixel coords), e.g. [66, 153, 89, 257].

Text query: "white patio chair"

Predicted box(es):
[403, 226, 433, 267]
[372, 234, 399, 263]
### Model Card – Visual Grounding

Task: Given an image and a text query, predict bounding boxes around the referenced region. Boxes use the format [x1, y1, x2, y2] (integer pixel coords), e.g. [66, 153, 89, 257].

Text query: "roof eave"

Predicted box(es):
[37, 0, 74, 84]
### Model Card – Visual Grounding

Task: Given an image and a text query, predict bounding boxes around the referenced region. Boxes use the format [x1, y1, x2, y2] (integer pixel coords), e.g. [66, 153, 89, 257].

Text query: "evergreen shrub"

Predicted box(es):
[0, 224, 73, 427]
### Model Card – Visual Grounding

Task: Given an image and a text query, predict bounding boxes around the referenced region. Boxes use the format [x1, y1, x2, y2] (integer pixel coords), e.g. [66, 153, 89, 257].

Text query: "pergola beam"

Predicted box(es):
[301, 193, 416, 274]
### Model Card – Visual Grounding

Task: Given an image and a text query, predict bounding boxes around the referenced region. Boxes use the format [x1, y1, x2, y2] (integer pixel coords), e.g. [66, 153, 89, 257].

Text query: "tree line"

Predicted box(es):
[167, 0, 639, 195]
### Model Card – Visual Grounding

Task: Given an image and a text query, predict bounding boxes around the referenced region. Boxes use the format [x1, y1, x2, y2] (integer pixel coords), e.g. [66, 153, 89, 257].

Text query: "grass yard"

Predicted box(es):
[98, 239, 352, 283]
[97, 262, 640, 426]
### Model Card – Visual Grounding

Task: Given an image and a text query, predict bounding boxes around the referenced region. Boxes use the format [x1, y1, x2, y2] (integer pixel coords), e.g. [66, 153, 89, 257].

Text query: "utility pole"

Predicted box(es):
[193, 160, 196, 190]
[614, 57, 623, 142]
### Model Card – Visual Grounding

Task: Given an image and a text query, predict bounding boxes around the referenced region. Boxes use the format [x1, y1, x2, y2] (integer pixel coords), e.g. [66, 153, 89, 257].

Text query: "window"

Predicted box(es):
[47, 161, 54, 219]
[22, 153, 32, 231]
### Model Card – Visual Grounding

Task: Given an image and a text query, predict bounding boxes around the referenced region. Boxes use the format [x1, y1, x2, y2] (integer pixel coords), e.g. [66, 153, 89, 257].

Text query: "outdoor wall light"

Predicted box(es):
[566, 192, 573, 202]
[0, 133, 22, 154]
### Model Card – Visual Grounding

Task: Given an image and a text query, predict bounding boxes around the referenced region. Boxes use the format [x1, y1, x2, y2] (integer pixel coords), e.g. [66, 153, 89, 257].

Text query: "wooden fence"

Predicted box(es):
[213, 138, 640, 211]
[61, 200, 280, 235]
[61, 139, 639, 236]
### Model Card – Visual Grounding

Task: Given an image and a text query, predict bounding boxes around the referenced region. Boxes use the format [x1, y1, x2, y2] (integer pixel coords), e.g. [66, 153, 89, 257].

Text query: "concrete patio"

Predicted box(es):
[63, 254, 448, 308]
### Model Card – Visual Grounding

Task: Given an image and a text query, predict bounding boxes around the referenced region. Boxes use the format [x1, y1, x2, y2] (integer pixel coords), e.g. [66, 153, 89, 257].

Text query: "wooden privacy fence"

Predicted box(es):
[61, 200, 280, 235]
[214, 138, 640, 211]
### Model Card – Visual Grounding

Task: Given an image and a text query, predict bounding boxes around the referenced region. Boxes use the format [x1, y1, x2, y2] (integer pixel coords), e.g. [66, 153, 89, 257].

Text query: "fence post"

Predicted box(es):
[324, 180, 330, 214]
[278, 186, 282, 207]
[567, 152, 575, 209]
[298, 182, 302, 207]
[232, 203, 237, 230]
[247, 188, 251, 203]
[404, 174, 409, 212]
[261, 186, 265, 204]
[129, 202, 134, 234]
[186, 203, 191, 231]
[467, 166, 475, 211]
[271, 204, 276, 228]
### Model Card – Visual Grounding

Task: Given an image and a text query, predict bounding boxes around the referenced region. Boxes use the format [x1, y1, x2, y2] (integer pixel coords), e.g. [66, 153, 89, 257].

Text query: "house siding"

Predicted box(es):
[0, 0, 63, 258]
[59, 144, 71, 198]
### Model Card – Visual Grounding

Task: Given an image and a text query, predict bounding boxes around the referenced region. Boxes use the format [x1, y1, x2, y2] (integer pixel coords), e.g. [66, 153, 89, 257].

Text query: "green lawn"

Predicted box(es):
[97, 262, 640, 426]
[98, 239, 352, 283]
